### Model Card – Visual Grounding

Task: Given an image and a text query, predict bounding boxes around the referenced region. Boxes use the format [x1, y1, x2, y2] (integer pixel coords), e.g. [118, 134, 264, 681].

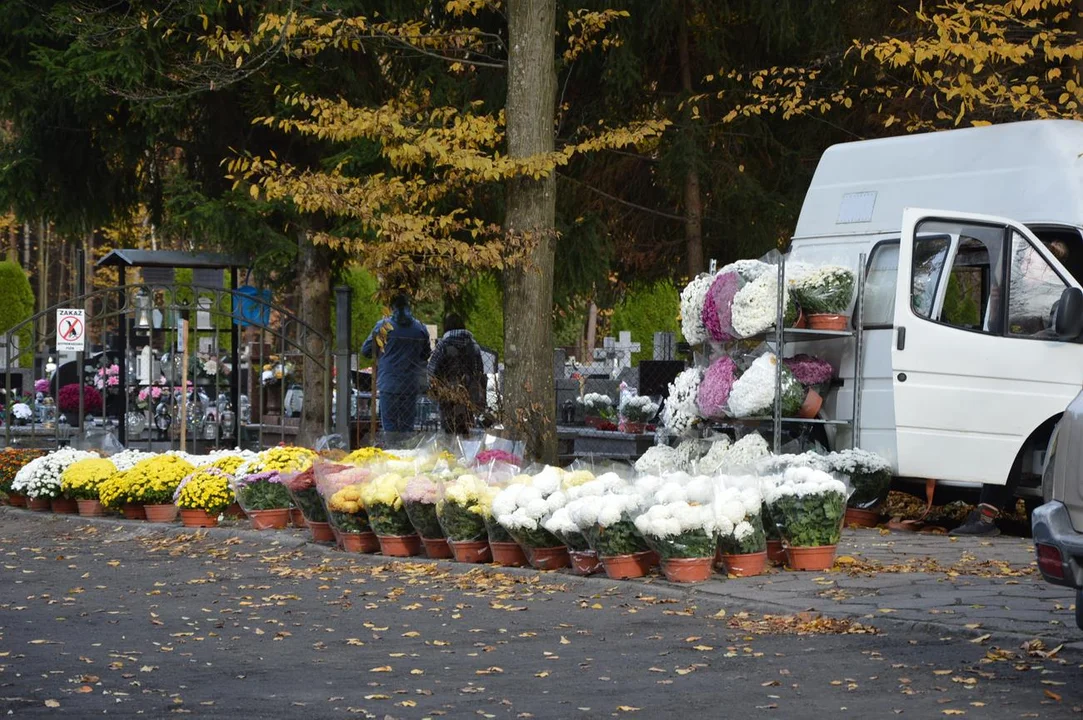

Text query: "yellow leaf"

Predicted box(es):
[617, 706, 641, 712]
[560, 636, 570, 645]
[364, 694, 390, 700]
[345, 638, 364, 646]
[692, 645, 714, 651]
[535, 671, 549, 678]
[44, 700, 60, 708]
[399, 700, 417, 707]
[369, 666, 392, 673]
[942, 711, 966, 716]
[411, 669, 424, 675]
[969, 634, 991, 644]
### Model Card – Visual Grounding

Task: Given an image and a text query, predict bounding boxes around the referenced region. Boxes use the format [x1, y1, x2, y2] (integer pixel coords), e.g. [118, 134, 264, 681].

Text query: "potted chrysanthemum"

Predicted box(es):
[12, 448, 99, 512]
[578, 393, 616, 429]
[492, 467, 570, 570]
[360, 473, 421, 557]
[714, 481, 768, 577]
[764, 467, 849, 571]
[635, 499, 720, 583]
[790, 264, 856, 330]
[434, 474, 494, 564]
[282, 465, 334, 542]
[0, 448, 45, 507]
[126, 454, 195, 522]
[60, 457, 118, 517]
[402, 475, 451, 559]
[618, 394, 659, 434]
[174, 467, 234, 527]
[232, 471, 293, 529]
[314, 463, 377, 551]
[826, 449, 892, 527]
[570, 491, 651, 579]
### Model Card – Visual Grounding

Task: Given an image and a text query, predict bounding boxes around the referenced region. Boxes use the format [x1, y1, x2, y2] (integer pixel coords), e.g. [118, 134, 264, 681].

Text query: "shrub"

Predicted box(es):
[0, 261, 35, 367]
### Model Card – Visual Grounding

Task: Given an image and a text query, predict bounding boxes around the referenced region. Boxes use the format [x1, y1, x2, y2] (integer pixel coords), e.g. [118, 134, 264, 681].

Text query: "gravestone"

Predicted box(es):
[593, 331, 640, 375]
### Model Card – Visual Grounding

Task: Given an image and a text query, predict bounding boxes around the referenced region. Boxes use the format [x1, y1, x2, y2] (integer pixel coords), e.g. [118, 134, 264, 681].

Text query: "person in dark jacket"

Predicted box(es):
[361, 294, 431, 433]
[427, 313, 485, 435]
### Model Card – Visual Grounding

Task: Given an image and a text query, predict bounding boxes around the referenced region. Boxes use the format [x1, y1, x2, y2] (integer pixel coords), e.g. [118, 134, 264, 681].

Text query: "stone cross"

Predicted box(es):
[594, 331, 640, 372]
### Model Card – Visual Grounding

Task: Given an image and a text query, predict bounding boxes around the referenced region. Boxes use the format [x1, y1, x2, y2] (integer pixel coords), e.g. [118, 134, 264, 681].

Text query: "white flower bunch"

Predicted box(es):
[675, 438, 709, 471]
[694, 437, 732, 475]
[619, 394, 659, 423]
[12, 448, 99, 499]
[650, 473, 715, 506]
[191, 448, 259, 468]
[763, 466, 847, 503]
[635, 499, 725, 539]
[754, 452, 830, 476]
[715, 433, 770, 473]
[12, 403, 32, 421]
[492, 467, 566, 532]
[727, 354, 778, 417]
[715, 479, 763, 532]
[110, 448, 158, 471]
[680, 273, 715, 345]
[567, 490, 643, 530]
[578, 393, 614, 413]
[782, 260, 818, 284]
[790, 265, 855, 315]
[661, 368, 702, 437]
[731, 271, 788, 338]
[635, 445, 680, 475]
[824, 448, 891, 475]
[720, 259, 771, 283]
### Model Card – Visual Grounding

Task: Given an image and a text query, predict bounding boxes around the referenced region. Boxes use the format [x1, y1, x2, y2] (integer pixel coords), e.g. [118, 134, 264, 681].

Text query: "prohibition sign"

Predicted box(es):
[56, 309, 86, 352]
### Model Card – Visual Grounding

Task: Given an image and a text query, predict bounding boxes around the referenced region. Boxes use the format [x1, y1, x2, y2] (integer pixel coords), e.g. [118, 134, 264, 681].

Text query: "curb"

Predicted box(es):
[5, 507, 1081, 650]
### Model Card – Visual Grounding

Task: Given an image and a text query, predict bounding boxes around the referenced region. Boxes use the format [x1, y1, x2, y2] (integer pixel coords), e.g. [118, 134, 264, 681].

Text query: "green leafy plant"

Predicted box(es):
[583, 520, 649, 557]
[403, 500, 445, 539]
[485, 516, 516, 544]
[329, 509, 371, 533]
[645, 528, 715, 560]
[761, 503, 781, 541]
[503, 525, 563, 549]
[289, 487, 328, 523]
[0, 261, 35, 367]
[437, 499, 488, 542]
[768, 490, 846, 547]
[718, 513, 767, 555]
[239, 477, 292, 510]
[792, 266, 856, 315]
[367, 501, 415, 537]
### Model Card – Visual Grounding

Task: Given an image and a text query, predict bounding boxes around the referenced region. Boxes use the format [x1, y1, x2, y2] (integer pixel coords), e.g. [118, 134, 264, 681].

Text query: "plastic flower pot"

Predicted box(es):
[602, 553, 649, 579]
[421, 537, 453, 559]
[50, 498, 78, 514]
[122, 503, 146, 520]
[180, 509, 219, 528]
[785, 545, 838, 572]
[641, 550, 660, 571]
[792, 307, 807, 329]
[526, 545, 570, 571]
[225, 502, 246, 519]
[808, 313, 849, 331]
[290, 508, 307, 529]
[569, 549, 602, 576]
[450, 540, 493, 564]
[339, 531, 380, 553]
[7, 493, 27, 508]
[766, 540, 786, 566]
[27, 497, 51, 511]
[798, 388, 823, 419]
[661, 557, 714, 583]
[844, 507, 881, 528]
[720, 551, 769, 578]
[248, 508, 290, 530]
[489, 541, 528, 567]
[77, 499, 105, 517]
[378, 534, 423, 557]
[144, 504, 178, 523]
[308, 521, 335, 543]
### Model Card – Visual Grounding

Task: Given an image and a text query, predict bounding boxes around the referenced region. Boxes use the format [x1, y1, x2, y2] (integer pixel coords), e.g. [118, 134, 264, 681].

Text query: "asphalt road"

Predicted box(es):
[1, 513, 1080, 719]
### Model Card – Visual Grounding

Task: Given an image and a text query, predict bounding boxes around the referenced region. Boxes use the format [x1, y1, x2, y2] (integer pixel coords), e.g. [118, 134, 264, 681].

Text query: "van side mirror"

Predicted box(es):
[1055, 287, 1083, 340]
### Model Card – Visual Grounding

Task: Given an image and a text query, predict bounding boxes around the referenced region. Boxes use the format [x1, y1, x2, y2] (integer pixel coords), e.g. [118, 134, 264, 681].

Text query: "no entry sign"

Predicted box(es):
[56, 309, 86, 352]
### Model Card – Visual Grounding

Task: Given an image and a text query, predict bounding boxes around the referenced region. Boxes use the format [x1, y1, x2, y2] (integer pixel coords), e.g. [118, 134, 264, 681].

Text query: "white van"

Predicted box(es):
[788, 119, 1083, 498]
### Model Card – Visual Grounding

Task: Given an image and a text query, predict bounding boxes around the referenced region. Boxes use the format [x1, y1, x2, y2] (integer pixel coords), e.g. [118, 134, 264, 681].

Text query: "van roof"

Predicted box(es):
[793, 119, 1083, 240]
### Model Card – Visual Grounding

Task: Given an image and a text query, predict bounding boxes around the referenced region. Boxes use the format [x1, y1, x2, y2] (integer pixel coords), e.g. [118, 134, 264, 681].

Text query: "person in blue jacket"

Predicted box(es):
[361, 294, 432, 433]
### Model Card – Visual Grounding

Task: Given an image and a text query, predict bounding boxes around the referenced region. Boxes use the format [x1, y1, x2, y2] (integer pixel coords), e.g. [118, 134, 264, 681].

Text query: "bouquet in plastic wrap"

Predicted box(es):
[727, 352, 806, 418]
[316, 463, 374, 535]
[231, 470, 291, 511]
[634, 474, 719, 560]
[715, 479, 766, 556]
[359, 472, 414, 537]
[491, 466, 566, 550]
[826, 449, 892, 510]
[790, 265, 855, 315]
[282, 465, 327, 523]
[437, 474, 497, 542]
[401, 474, 446, 540]
[763, 467, 849, 547]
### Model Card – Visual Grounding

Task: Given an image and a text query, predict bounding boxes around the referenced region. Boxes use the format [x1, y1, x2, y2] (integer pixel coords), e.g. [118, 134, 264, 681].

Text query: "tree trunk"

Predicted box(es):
[297, 227, 332, 447]
[677, 1, 705, 278]
[502, 0, 559, 463]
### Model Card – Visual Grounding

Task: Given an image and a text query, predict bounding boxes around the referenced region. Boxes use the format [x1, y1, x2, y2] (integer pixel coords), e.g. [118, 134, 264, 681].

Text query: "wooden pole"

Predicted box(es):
[179, 319, 189, 448]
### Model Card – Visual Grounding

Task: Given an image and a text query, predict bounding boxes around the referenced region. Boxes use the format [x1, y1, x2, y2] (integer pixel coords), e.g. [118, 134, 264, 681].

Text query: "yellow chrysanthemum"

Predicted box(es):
[60, 458, 117, 501]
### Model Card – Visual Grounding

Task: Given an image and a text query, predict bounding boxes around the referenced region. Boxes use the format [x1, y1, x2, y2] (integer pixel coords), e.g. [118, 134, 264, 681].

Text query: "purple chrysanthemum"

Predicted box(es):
[783, 355, 834, 387]
[702, 272, 743, 343]
[697, 355, 738, 419]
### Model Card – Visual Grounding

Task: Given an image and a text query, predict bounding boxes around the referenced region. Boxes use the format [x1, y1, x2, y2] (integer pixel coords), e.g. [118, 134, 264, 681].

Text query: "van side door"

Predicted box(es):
[893, 208, 1083, 485]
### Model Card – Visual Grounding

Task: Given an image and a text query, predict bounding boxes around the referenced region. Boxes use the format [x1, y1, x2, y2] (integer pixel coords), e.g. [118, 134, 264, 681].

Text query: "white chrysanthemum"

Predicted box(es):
[543, 507, 579, 536]
[720, 259, 771, 283]
[661, 368, 703, 437]
[727, 354, 778, 418]
[635, 445, 681, 475]
[731, 271, 789, 338]
[695, 438, 732, 474]
[716, 433, 770, 473]
[109, 448, 157, 471]
[680, 273, 715, 345]
[12, 448, 99, 499]
[825, 448, 891, 475]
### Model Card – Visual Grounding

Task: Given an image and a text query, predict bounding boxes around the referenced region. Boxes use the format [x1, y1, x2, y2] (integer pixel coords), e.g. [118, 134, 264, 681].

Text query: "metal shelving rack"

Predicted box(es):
[704, 253, 866, 454]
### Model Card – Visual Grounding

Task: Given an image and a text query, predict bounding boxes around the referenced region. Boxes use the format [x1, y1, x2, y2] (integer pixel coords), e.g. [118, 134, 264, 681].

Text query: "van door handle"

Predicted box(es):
[897, 326, 906, 350]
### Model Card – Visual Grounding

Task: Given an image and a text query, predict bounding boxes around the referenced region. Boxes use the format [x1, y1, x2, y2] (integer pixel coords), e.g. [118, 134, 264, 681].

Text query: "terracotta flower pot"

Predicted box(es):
[248, 508, 290, 530]
[845, 507, 881, 528]
[378, 534, 423, 557]
[122, 503, 146, 520]
[77, 499, 105, 517]
[786, 544, 838, 571]
[661, 556, 714, 583]
[602, 553, 649, 579]
[27, 497, 51, 511]
[290, 508, 307, 528]
[792, 307, 808, 329]
[617, 420, 646, 434]
[339, 531, 380, 553]
[489, 541, 528, 567]
[808, 313, 849, 331]
[7, 493, 27, 508]
[641, 550, 660, 571]
[225, 502, 246, 519]
[450, 540, 493, 564]
[308, 521, 336, 543]
[526, 545, 570, 571]
[421, 537, 453, 559]
[766, 540, 786, 566]
[798, 388, 823, 419]
[720, 551, 769, 578]
[179, 509, 219, 528]
[144, 504, 178, 523]
[50, 498, 78, 514]
[569, 549, 603, 576]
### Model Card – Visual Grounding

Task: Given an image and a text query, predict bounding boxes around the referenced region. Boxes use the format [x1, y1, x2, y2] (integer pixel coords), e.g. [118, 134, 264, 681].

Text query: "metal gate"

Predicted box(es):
[1, 281, 332, 452]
